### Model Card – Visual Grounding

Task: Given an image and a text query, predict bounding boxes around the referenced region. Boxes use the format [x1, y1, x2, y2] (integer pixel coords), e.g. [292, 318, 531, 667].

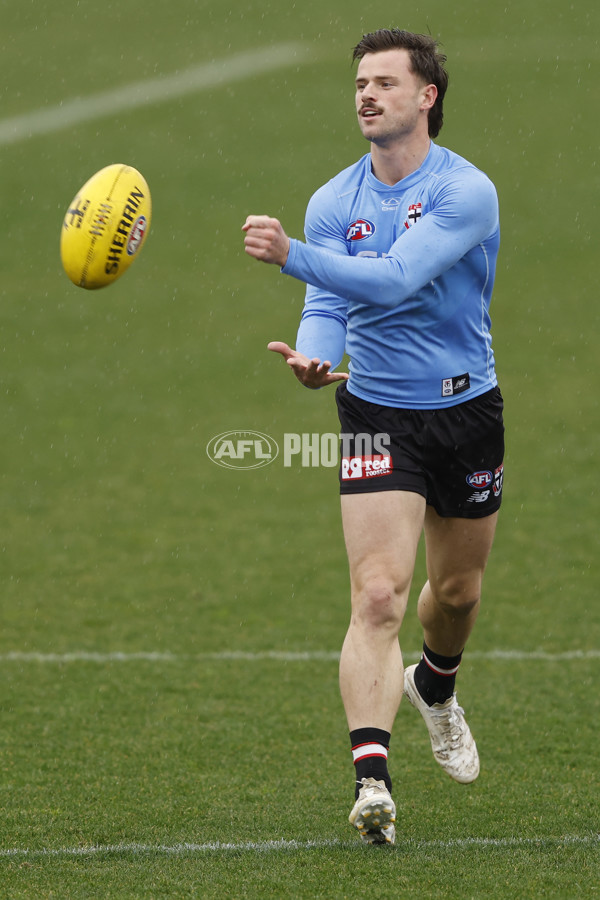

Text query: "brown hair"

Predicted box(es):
[352, 29, 448, 138]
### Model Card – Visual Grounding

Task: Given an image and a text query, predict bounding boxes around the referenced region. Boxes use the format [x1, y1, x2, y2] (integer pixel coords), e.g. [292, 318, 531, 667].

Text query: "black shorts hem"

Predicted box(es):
[340, 482, 428, 498]
[339, 482, 502, 519]
[426, 498, 503, 519]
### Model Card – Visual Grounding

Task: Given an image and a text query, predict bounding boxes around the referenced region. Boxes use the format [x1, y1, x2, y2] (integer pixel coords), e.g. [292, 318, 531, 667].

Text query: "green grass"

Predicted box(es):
[1, 0, 599, 896]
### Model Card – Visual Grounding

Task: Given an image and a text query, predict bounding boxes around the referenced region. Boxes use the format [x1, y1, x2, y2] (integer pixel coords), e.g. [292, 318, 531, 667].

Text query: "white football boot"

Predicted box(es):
[349, 777, 396, 845]
[404, 663, 480, 783]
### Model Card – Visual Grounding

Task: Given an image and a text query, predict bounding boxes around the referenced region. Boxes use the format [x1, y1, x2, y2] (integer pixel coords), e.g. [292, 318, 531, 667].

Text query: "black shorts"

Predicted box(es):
[336, 383, 505, 518]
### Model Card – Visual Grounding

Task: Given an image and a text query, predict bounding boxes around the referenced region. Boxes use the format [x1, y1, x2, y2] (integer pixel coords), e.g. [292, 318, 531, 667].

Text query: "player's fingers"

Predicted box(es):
[304, 357, 323, 372]
[268, 341, 295, 359]
[242, 215, 264, 231]
[326, 371, 350, 383]
[242, 215, 277, 231]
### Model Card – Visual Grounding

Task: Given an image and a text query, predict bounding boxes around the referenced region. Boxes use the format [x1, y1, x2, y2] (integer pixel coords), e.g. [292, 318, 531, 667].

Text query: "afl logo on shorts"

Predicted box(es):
[466, 470, 493, 489]
[346, 219, 375, 241]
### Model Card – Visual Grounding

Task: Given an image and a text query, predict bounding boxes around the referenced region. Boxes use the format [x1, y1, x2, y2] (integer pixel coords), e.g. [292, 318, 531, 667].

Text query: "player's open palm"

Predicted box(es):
[268, 342, 348, 389]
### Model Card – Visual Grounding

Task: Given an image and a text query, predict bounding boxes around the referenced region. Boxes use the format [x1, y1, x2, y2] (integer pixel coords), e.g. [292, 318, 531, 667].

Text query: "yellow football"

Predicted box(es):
[60, 163, 151, 289]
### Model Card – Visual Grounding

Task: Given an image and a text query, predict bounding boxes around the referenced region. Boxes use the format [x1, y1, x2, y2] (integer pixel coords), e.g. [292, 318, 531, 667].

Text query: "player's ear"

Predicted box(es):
[420, 83, 438, 112]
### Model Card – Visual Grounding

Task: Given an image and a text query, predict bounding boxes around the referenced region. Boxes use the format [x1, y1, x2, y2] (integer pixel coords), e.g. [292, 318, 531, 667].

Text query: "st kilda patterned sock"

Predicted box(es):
[350, 727, 392, 799]
[414, 642, 463, 706]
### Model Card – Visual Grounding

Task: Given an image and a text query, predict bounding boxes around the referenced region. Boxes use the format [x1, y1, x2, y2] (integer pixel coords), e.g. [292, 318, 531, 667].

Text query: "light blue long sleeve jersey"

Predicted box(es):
[282, 141, 500, 409]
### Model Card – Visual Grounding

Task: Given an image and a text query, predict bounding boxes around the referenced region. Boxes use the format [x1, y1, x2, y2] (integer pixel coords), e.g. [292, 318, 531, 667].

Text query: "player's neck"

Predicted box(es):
[369, 138, 431, 186]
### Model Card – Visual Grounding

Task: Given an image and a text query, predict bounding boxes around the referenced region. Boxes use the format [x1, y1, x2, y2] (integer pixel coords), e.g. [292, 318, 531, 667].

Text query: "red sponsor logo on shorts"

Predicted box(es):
[341, 455, 393, 480]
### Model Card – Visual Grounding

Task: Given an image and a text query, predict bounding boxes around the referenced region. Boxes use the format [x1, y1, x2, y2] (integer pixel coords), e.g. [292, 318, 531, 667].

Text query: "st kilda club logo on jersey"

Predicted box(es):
[404, 202, 422, 229]
[346, 219, 375, 241]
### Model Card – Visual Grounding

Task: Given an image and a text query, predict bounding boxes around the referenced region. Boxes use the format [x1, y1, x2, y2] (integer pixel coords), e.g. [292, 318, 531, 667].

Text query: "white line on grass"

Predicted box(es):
[0, 649, 599, 664]
[1, 35, 596, 149]
[0, 833, 598, 859]
[0, 42, 309, 147]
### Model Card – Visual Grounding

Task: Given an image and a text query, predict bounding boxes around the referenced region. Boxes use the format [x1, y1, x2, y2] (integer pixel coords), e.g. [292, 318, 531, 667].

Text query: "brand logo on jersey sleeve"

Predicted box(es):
[346, 219, 375, 241]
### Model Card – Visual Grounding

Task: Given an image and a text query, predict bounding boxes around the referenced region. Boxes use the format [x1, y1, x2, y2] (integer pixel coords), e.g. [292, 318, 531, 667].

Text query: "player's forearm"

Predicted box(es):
[283, 238, 411, 309]
[296, 311, 347, 370]
[284, 188, 497, 309]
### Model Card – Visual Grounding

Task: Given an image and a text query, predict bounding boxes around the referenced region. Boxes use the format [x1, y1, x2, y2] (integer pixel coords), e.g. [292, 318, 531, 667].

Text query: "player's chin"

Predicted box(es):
[358, 122, 380, 142]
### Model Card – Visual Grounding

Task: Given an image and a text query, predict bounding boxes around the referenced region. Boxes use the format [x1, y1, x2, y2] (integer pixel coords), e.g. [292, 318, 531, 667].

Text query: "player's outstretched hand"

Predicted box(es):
[268, 341, 349, 389]
[243, 216, 290, 267]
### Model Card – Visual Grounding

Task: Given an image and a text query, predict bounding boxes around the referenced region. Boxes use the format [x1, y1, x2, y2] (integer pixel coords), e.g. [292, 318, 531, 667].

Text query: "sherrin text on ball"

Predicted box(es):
[60, 163, 151, 289]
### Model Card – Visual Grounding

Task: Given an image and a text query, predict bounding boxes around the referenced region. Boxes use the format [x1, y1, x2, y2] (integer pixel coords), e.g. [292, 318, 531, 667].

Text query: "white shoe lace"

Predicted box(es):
[356, 778, 388, 797]
[428, 700, 467, 752]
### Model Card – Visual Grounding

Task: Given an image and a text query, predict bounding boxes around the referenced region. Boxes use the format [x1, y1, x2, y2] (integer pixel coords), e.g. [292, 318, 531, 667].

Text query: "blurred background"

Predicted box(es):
[0, 0, 598, 881]
[0, 0, 596, 658]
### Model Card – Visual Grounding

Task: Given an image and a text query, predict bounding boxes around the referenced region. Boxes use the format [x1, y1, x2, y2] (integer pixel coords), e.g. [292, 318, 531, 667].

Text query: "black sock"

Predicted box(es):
[413, 642, 463, 706]
[350, 727, 392, 799]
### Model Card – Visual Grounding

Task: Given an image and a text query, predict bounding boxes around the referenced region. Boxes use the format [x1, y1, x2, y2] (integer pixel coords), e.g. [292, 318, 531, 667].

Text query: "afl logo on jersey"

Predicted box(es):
[346, 219, 375, 241]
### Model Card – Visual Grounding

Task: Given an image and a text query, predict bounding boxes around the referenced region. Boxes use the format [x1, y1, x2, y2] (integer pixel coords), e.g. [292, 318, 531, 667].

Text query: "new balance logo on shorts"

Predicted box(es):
[341, 455, 393, 480]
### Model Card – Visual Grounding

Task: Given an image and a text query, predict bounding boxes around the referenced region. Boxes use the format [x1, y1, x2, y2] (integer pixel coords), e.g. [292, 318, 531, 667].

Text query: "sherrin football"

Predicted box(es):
[60, 164, 151, 289]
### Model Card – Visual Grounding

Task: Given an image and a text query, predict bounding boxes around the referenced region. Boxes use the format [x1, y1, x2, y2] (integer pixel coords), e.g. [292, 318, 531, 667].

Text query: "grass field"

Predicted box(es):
[0, 0, 599, 896]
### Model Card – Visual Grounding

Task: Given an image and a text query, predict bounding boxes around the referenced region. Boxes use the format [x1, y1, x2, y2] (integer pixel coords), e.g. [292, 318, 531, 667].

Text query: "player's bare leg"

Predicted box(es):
[340, 490, 425, 843]
[339, 490, 426, 732]
[419, 509, 499, 655]
[404, 509, 499, 782]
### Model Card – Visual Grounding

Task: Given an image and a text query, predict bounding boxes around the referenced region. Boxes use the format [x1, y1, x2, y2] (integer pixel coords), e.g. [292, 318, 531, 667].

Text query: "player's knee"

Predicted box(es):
[353, 577, 407, 632]
[432, 573, 481, 618]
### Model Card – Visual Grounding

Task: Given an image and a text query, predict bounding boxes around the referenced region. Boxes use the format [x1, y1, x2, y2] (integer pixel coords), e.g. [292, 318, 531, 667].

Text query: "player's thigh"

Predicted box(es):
[341, 490, 426, 591]
[423, 507, 499, 597]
